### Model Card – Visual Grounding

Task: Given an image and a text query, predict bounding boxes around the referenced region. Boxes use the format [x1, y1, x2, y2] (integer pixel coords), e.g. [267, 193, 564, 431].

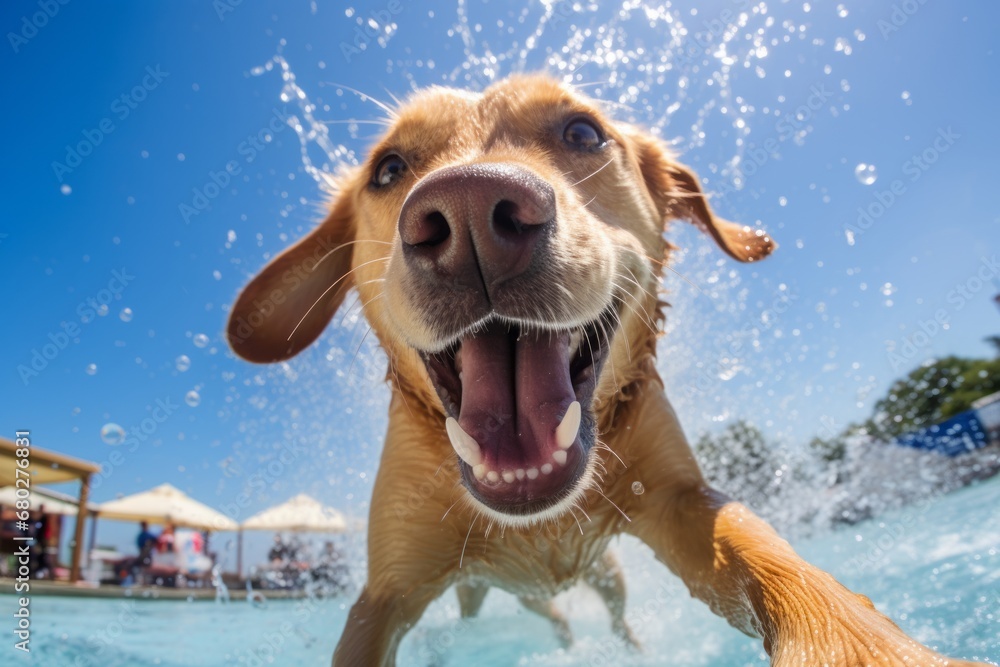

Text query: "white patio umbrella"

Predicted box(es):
[241, 494, 348, 532]
[237, 494, 348, 576]
[97, 483, 238, 531]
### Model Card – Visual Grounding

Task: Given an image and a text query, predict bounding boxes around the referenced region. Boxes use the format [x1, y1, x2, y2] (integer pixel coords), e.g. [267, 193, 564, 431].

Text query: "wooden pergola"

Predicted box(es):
[0, 437, 99, 582]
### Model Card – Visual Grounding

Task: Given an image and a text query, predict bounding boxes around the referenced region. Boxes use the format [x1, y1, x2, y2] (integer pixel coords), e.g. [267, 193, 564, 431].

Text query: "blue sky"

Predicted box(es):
[2, 0, 997, 561]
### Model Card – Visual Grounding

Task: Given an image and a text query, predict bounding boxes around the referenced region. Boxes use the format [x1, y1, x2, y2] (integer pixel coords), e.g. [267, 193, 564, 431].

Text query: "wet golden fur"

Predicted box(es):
[229, 75, 986, 666]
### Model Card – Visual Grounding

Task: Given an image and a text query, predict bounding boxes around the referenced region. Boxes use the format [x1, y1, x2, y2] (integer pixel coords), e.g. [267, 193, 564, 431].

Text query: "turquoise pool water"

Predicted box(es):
[14, 477, 999, 666]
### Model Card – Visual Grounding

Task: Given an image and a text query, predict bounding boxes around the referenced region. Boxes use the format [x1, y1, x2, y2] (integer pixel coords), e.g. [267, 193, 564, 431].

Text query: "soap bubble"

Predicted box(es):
[119, 307, 133, 322]
[854, 163, 878, 185]
[101, 423, 125, 446]
[176, 355, 191, 372]
[185, 390, 201, 407]
[193, 333, 209, 348]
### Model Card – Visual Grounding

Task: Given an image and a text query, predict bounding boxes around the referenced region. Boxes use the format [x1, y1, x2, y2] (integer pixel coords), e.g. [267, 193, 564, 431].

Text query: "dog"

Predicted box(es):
[228, 75, 987, 666]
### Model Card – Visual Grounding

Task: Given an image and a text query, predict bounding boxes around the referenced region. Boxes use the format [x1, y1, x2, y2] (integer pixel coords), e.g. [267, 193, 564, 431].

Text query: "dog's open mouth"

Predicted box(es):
[422, 309, 615, 516]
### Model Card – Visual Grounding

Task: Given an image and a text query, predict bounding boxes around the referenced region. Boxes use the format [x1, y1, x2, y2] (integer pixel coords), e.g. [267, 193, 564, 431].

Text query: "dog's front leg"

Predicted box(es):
[334, 582, 448, 667]
[623, 389, 987, 666]
[334, 396, 462, 667]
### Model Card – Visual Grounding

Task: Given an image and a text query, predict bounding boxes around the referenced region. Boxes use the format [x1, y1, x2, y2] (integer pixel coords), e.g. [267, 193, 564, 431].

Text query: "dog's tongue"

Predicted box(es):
[458, 322, 574, 467]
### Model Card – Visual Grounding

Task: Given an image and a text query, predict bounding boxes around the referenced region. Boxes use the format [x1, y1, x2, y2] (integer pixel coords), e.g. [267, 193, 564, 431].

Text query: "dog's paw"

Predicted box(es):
[768, 599, 990, 667]
[613, 619, 642, 652]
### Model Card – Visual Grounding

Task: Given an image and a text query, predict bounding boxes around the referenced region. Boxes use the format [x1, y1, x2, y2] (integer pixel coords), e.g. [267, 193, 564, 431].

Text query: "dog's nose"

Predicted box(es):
[398, 163, 556, 295]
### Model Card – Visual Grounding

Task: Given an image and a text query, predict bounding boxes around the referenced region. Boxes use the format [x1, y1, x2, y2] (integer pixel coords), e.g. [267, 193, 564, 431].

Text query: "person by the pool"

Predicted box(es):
[136, 521, 157, 553]
[133, 521, 158, 584]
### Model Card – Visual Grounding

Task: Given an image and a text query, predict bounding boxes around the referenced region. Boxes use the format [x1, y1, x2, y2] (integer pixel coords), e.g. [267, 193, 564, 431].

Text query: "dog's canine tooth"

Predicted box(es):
[473, 464, 487, 480]
[555, 401, 581, 450]
[486, 470, 500, 483]
[445, 417, 483, 466]
[515, 468, 525, 480]
[552, 450, 568, 466]
[540, 463, 553, 475]
[526, 468, 539, 480]
[502, 470, 515, 483]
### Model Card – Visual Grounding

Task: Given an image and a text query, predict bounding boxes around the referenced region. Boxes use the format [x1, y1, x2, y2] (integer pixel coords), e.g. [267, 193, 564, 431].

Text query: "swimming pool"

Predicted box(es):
[18, 476, 999, 666]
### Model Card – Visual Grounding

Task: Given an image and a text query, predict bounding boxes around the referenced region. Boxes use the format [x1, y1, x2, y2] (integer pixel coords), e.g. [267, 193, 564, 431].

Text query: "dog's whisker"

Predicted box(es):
[596, 440, 626, 469]
[610, 242, 706, 296]
[319, 119, 395, 127]
[322, 81, 398, 119]
[440, 498, 461, 523]
[569, 507, 585, 535]
[570, 156, 616, 187]
[313, 239, 393, 271]
[458, 514, 477, 569]
[287, 256, 390, 342]
[594, 489, 631, 524]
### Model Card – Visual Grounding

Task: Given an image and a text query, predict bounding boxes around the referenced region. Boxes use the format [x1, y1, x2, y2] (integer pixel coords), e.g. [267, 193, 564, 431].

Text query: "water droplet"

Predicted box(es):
[85, 363, 98, 375]
[176, 355, 191, 372]
[854, 163, 878, 185]
[119, 307, 133, 322]
[185, 390, 201, 407]
[193, 333, 210, 348]
[101, 423, 125, 446]
[631, 481, 645, 495]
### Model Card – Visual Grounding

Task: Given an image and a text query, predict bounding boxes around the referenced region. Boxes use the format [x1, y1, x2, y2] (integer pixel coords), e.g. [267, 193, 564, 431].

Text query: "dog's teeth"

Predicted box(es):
[540, 463, 553, 475]
[473, 464, 486, 480]
[502, 470, 515, 483]
[552, 450, 568, 466]
[555, 401, 581, 450]
[515, 468, 525, 480]
[526, 468, 539, 480]
[486, 470, 500, 483]
[445, 417, 483, 466]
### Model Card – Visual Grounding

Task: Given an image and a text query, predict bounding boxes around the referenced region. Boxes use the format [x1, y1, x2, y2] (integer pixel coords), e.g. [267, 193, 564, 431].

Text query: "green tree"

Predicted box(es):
[864, 356, 1000, 440]
[984, 335, 1000, 357]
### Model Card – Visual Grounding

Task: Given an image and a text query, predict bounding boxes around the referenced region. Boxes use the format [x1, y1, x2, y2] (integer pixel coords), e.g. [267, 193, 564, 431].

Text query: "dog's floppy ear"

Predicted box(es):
[228, 185, 358, 363]
[631, 132, 776, 262]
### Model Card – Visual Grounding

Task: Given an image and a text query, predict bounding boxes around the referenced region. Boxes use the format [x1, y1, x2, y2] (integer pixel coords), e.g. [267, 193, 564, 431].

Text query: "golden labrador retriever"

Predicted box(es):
[228, 75, 986, 666]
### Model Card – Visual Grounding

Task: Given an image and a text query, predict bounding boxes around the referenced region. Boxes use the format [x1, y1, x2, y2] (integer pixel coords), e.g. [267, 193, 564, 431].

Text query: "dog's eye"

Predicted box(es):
[373, 154, 408, 187]
[563, 119, 604, 150]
